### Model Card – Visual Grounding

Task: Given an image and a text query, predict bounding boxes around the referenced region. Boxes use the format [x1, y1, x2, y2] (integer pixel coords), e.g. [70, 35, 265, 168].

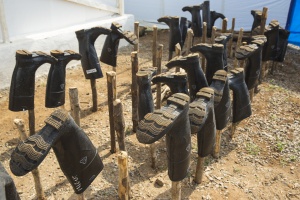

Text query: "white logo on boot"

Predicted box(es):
[80, 156, 87, 164]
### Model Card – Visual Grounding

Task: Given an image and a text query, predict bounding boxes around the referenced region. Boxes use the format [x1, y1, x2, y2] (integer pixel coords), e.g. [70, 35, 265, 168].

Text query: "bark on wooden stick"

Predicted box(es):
[13, 118, 45, 200]
[156, 44, 163, 109]
[107, 71, 117, 153]
[175, 43, 181, 72]
[234, 28, 244, 68]
[249, 88, 254, 102]
[212, 130, 222, 158]
[114, 99, 126, 151]
[171, 181, 181, 200]
[211, 26, 217, 44]
[118, 151, 130, 200]
[134, 21, 139, 52]
[194, 156, 205, 184]
[90, 79, 97, 112]
[201, 22, 207, 72]
[228, 18, 235, 58]
[260, 7, 268, 35]
[152, 25, 158, 67]
[69, 87, 81, 126]
[186, 29, 194, 55]
[221, 18, 228, 33]
[230, 122, 239, 138]
[131, 51, 139, 132]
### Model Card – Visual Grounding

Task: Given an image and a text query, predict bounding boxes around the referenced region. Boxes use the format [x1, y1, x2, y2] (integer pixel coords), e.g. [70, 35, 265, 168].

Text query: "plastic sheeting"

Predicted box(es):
[125, 0, 291, 31]
[286, 0, 300, 46]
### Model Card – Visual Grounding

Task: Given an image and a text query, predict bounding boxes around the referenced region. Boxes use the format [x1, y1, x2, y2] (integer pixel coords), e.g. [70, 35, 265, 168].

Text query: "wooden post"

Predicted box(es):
[211, 26, 217, 44]
[69, 87, 81, 126]
[113, 99, 126, 151]
[134, 22, 139, 52]
[107, 71, 117, 153]
[152, 25, 158, 67]
[186, 29, 194, 55]
[194, 156, 205, 184]
[118, 151, 130, 200]
[131, 52, 139, 132]
[234, 28, 244, 68]
[13, 119, 45, 200]
[221, 18, 228, 33]
[0, 0, 9, 43]
[249, 88, 254, 102]
[230, 122, 239, 138]
[171, 181, 181, 200]
[175, 43, 181, 72]
[90, 79, 97, 112]
[201, 22, 207, 73]
[228, 18, 235, 58]
[260, 7, 268, 35]
[212, 130, 222, 158]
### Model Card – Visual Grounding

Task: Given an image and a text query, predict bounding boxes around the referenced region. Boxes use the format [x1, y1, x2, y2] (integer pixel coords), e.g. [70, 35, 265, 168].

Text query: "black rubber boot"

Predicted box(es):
[189, 88, 216, 157]
[0, 162, 20, 200]
[137, 70, 154, 120]
[138, 66, 157, 77]
[9, 50, 57, 111]
[190, 43, 224, 85]
[275, 27, 290, 62]
[152, 71, 188, 95]
[45, 50, 81, 108]
[228, 68, 252, 123]
[157, 16, 182, 52]
[209, 11, 226, 37]
[165, 53, 208, 101]
[262, 20, 280, 61]
[137, 93, 191, 181]
[201, 1, 210, 33]
[180, 17, 190, 48]
[250, 10, 262, 33]
[75, 26, 111, 79]
[210, 70, 231, 130]
[215, 33, 232, 68]
[182, 5, 202, 37]
[10, 110, 103, 194]
[100, 22, 137, 67]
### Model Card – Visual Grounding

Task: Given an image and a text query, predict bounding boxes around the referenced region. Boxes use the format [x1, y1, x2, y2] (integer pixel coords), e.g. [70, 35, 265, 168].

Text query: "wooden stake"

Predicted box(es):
[260, 7, 268, 35]
[171, 181, 181, 200]
[156, 44, 163, 109]
[118, 151, 130, 200]
[201, 22, 207, 73]
[186, 29, 194, 55]
[228, 18, 235, 58]
[194, 156, 205, 184]
[234, 28, 244, 68]
[152, 25, 158, 67]
[249, 88, 254, 102]
[134, 21, 139, 52]
[230, 122, 239, 138]
[113, 99, 126, 151]
[175, 43, 181, 72]
[221, 18, 228, 33]
[90, 79, 97, 112]
[13, 118, 45, 200]
[69, 87, 81, 126]
[131, 52, 139, 132]
[212, 130, 222, 158]
[107, 71, 117, 153]
[211, 26, 217, 44]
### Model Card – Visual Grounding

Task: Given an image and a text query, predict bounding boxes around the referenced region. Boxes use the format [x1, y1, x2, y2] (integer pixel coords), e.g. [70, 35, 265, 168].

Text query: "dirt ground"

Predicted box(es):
[1, 29, 300, 200]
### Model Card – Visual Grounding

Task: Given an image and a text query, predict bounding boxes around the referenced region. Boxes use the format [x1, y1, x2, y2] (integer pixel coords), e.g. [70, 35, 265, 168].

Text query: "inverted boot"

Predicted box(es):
[0, 162, 20, 200]
[180, 17, 189, 47]
[190, 43, 224, 84]
[201, 1, 211, 30]
[189, 88, 216, 157]
[100, 22, 137, 67]
[157, 16, 182, 51]
[165, 53, 208, 101]
[215, 33, 232, 68]
[250, 10, 262, 33]
[45, 50, 81, 108]
[262, 20, 280, 61]
[209, 11, 226, 37]
[137, 70, 154, 120]
[75, 26, 111, 79]
[228, 68, 252, 123]
[138, 66, 157, 77]
[9, 50, 57, 111]
[152, 71, 188, 95]
[275, 27, 290, 62]
[182, 5, 202, 37]
[210, 70, 231, 130]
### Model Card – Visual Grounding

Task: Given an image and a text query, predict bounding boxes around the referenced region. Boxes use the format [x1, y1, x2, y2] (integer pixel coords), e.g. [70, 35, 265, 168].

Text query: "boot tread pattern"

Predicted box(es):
[17, 143, 43, 161]
[10, 152, 35, 171]
[27, 135, 49, 150]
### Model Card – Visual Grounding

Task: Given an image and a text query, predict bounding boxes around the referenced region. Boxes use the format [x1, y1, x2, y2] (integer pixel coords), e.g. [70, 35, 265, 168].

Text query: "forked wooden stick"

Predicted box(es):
[107, 71, 117, 153]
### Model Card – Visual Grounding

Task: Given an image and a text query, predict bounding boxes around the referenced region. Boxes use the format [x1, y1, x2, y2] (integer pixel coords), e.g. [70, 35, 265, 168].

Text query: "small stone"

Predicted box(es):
[155, 178, 164, 187]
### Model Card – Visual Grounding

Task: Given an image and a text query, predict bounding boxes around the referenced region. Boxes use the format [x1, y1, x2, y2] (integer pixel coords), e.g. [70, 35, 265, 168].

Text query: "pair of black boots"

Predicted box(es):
[10, 109, 102, 194]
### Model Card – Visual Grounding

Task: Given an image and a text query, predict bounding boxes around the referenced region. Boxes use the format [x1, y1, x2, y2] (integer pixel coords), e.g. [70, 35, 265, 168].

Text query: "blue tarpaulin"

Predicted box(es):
[286, 0, 300, 46]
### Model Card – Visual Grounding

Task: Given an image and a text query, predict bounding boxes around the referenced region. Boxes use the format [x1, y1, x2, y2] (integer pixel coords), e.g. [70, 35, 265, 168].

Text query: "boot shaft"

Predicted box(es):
[0, 162, 21, 200]
[182, 5, 202, 37]
[250, 10, 262, 32]
[262, 20, 280, 61]
[209, 11, 225, 37]
[215, 33, 232, 67]
[276, 27, 290, 62]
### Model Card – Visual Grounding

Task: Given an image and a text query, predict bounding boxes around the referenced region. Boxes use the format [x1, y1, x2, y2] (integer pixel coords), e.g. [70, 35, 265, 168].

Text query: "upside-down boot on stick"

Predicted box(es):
[209, 11, 226, 37]
[190, 43, 224, 85]
[215, 33, 232, 69]
[250, 10, 262, 33]
[262, 20, 280, 62]
[228, 68, 252, 123]
[180, 17, 190, 48]
[182, 5, 202, 37]
[137, 93, 191, 181]
[152, 71, 188, 95]
[100, 22, 138, 67]
[201, 1, 210, 31]
[45, 50, 81, 108]
[210, 70, 231, 130]
[9, 50, 57, 111]
[166, 53, 208, 101]
[75, 26, 111, 79]
[275, 27, 290, 62]
[0, 162, 20, 200]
